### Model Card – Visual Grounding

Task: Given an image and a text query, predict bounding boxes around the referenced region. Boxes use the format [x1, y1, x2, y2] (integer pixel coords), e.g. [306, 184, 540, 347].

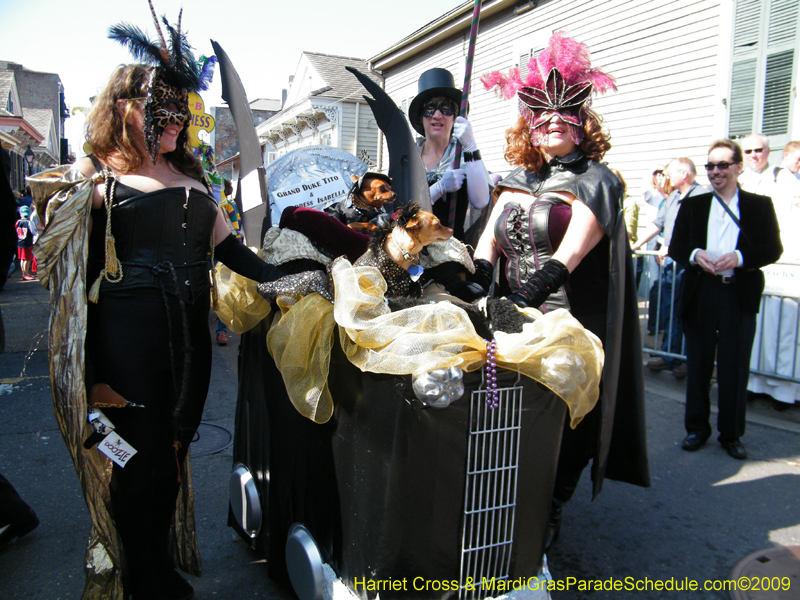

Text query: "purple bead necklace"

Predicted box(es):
[485, 338, 499, 409]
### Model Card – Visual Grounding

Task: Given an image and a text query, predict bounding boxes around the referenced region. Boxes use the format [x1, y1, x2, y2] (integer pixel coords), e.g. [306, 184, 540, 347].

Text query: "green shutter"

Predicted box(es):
[762, 49, 794, 134]
[730, 58, 758, 137]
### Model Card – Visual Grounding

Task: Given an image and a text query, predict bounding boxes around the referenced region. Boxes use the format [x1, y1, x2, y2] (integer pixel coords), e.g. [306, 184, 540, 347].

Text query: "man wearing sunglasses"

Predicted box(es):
[668, 139, 782, 460]
[739, 133, 778, 195]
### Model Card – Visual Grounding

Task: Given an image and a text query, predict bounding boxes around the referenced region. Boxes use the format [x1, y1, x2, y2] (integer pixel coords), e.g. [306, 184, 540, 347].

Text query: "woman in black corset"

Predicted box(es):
[474, 32, 650, 548]
[33, 13, 281, 600]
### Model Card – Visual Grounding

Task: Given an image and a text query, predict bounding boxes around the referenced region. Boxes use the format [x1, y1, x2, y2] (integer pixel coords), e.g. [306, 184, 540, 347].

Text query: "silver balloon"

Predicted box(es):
[412, 366, 465, 408]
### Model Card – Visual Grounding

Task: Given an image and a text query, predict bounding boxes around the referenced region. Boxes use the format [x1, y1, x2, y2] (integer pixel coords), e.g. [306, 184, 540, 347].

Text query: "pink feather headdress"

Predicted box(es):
[481, 32, 616, 146]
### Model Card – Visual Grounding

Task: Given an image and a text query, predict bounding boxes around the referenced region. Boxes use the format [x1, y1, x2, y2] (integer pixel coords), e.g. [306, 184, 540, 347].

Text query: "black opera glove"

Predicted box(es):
[450, 258, 494, 302]
[214, 234, 284, 283]
[506, 259, 569, 309]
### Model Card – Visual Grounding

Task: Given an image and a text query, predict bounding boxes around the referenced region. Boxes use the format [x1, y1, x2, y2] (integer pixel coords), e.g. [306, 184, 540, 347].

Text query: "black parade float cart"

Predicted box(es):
[211, 48, 603, 600]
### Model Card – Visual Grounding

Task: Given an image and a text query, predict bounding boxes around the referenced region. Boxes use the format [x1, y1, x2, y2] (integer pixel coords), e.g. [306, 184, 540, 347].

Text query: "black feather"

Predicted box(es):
[161, 17, 200, 90]
[109, 10, 204, 93]
[108, 23, 164, 66]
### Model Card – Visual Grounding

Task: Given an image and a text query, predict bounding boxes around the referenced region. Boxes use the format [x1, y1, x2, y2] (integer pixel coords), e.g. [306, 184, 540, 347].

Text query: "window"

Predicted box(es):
[515, 32, 549, 81]
[729, 0, 798, 147]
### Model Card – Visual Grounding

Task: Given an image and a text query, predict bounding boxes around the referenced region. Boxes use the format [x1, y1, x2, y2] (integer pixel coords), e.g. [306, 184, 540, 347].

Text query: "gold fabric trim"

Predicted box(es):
[29, 167, 202, 600]
[212, 252, 604, 427]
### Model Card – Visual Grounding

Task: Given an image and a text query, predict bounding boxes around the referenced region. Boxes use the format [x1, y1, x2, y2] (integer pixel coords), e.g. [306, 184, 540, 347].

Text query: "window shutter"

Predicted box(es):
[762, 49, 794, 134]
[729, 0, 798, 138]
[768, 0, 799, 45]
[730, 58, 758, 137]
[733, 0, 762, 55]
[519, 51, 532, 80]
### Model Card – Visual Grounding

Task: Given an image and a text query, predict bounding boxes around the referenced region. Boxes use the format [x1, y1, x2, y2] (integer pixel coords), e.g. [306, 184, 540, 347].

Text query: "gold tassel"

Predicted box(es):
[104, 234, 122, 282]
[88, 271, 104, 304]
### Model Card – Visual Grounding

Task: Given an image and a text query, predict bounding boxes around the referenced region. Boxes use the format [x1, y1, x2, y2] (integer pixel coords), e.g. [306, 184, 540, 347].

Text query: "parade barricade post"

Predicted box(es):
[635, 251, 800, 389]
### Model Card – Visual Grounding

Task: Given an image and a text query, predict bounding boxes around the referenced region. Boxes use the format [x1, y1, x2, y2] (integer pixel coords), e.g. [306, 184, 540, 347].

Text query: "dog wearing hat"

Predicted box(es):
[324, 171, 396, 233]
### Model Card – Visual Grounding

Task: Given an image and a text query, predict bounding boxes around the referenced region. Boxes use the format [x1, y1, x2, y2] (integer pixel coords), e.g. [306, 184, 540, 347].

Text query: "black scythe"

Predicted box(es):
[345, 66, 432, 212]
[210, 40, 270, 246]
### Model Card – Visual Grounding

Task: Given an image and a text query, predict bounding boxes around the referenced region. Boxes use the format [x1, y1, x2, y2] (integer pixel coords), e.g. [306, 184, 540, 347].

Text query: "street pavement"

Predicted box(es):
[0, 268, 798, 600]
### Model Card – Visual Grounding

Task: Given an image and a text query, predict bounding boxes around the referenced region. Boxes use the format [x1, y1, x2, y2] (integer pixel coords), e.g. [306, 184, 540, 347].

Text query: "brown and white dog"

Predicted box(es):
[354, 204, 452, 297]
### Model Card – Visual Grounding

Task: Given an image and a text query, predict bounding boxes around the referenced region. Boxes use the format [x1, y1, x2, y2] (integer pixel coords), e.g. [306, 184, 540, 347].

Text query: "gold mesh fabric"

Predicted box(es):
[29, 167, 202, 600]
[244, 257, 604, 427]
[267, 295, 336, 423]
[213, 259, 272, 335]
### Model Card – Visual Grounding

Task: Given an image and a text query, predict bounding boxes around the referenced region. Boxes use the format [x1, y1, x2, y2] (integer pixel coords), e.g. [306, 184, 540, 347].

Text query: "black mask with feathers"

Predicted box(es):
[108, 1, 215, 162]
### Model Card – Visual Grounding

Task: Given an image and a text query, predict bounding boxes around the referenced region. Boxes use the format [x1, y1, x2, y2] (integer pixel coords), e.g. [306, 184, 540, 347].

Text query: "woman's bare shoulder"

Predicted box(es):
[74, 156, 100, 178]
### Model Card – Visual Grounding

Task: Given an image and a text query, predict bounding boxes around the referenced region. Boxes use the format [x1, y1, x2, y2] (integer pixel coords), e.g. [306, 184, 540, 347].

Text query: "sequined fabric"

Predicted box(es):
[258, 269, 333, 303]
[353, 246, 421, 298]
[29, 166, 202, 600]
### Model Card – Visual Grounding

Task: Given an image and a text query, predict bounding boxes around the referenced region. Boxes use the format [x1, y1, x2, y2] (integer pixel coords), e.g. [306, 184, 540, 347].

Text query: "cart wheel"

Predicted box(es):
[229, 463, 262, 539]
[285, 523, 324, 600]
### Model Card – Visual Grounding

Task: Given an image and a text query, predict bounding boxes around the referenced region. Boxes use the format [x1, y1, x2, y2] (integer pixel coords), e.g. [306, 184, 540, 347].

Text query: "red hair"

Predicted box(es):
[503, 109, 611, 172]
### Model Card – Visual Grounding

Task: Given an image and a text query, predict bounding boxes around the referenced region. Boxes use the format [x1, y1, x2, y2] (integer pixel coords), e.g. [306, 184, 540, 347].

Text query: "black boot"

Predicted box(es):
[150, 475, 193, 600]
[545, 498, 565, 550]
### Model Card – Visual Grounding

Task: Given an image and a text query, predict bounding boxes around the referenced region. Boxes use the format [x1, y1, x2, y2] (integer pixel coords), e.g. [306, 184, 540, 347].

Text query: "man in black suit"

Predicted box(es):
[668, 139, 782, 459]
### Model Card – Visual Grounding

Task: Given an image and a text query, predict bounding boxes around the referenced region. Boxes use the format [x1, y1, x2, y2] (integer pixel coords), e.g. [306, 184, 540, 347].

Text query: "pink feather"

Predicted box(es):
[482, 31, 616, 101]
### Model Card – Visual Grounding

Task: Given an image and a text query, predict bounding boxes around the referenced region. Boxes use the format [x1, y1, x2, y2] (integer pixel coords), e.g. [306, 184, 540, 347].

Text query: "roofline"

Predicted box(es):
[369, 0, 517, 71]
[0, 116, 45, 143]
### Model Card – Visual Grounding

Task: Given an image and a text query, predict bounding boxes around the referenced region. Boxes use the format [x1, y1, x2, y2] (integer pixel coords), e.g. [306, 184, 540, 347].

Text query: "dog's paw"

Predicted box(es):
[412, 366, 465, 408]
[348, 222, 379, 233]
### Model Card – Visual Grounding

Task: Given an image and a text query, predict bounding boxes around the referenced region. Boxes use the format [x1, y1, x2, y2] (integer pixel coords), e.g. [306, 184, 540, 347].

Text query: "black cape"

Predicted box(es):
[501, 150, 650, 496]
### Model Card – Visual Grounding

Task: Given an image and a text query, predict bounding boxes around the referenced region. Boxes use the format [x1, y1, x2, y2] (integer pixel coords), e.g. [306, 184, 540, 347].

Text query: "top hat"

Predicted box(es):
[349, 171, 392, 196]
[408, 68, 463, 136]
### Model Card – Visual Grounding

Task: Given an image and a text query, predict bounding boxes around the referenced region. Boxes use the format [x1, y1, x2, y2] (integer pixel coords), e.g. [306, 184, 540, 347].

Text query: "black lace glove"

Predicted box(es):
[506, 259, 569, 309]
[450, 258, 494, 302]
[215, 234, 284, 283]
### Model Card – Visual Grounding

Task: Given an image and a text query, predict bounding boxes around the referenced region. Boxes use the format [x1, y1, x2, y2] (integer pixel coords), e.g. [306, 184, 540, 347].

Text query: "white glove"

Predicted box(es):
[429, 168, 466, 202]
[453, 116, 477, 152]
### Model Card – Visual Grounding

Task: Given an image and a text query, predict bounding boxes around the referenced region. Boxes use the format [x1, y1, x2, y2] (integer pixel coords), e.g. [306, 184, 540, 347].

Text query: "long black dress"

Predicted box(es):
[85, 179, 218, 593]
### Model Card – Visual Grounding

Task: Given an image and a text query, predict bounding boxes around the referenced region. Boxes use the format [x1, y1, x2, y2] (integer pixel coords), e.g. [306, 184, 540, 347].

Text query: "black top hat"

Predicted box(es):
[408, 68, 463, 136]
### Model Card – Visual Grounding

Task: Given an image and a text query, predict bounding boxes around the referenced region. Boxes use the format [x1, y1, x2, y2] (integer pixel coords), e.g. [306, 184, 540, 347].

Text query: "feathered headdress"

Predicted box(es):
[481, 32, 616, 145]
[108, 1, 216, 160]
[109, 1, 215, 92]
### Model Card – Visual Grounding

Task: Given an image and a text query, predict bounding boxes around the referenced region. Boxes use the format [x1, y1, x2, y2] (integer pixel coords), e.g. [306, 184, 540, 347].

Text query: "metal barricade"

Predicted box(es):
[634, 251, 800, 385]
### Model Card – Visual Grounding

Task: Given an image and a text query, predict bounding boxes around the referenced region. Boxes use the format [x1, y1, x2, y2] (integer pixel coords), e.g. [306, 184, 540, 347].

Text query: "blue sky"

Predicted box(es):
[0, 0, 462, 152]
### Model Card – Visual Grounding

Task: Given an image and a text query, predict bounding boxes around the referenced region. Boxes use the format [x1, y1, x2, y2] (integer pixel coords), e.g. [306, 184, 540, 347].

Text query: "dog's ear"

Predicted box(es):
[404, 216, 421, 231]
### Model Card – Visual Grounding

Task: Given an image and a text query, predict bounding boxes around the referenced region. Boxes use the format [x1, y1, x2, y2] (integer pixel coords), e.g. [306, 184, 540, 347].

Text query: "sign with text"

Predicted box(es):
[270, 173, 349, 215]
[98, 434, 137, 468]
[187, 92, 215, 148]
[763, 262, 800, 297]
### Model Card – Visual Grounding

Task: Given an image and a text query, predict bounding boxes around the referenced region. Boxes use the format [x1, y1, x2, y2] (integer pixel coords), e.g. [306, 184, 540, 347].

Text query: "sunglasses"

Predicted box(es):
[743, 148, 765, 154]
[704, 161, 737, 171]
[422, 100, 457, 118]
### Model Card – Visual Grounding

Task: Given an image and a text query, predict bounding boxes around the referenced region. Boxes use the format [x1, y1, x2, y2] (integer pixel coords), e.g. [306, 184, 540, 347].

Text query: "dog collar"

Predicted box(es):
[390, 233, 420, 265]
[350, 191, 374, 211]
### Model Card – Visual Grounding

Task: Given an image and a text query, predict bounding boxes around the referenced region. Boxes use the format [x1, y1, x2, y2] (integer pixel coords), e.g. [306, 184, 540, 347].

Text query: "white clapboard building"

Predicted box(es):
[369, 0, 799, 199]
[257, 52, 383, 169]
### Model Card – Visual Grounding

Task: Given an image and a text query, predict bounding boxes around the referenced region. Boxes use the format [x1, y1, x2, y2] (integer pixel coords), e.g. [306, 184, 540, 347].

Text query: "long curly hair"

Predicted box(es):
[86, 64, 202, 178]
[503, 108, 611, 172]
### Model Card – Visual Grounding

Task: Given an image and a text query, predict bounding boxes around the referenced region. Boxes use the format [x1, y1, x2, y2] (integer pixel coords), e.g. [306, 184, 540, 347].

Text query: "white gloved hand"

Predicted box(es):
[429, 168, 466, 202]
[453, 116, 477, 152]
